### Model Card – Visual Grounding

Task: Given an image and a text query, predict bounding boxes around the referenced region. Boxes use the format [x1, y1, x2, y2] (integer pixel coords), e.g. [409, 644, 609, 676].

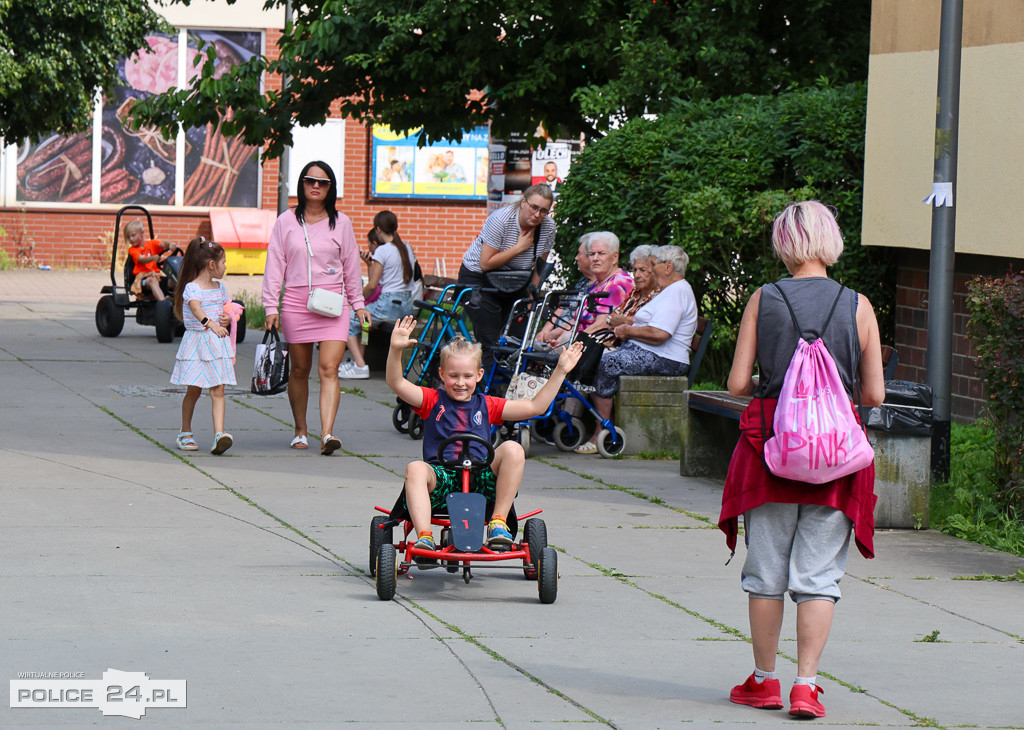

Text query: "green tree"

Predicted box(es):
[131, 0, 869, 158]
[0, 0, 164, 143]
[553, 82, 896, 383]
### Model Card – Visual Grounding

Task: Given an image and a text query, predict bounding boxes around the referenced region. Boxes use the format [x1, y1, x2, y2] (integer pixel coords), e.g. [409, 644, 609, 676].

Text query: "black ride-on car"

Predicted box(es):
[95, 205, 247, 344]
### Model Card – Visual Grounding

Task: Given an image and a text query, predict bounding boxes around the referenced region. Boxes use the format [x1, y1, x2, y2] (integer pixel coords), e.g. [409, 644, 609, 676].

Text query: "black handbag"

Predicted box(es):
[484, 269, 534, 293]
[567, 330, 613, 385]
[251, 327, 290, 395]
[484, 229, 537, 294]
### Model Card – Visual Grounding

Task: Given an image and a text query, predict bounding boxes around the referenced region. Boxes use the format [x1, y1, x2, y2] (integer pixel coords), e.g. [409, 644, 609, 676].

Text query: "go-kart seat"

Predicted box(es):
[385, 487, 519, 539]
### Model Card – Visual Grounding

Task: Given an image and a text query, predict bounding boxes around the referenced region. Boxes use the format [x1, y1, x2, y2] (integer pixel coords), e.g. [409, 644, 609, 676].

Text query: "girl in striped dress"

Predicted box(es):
[171, 238, 236, 455]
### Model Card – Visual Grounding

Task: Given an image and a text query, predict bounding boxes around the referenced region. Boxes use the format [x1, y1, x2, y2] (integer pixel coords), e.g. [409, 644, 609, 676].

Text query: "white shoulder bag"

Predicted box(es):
[303, 220, 345, 318]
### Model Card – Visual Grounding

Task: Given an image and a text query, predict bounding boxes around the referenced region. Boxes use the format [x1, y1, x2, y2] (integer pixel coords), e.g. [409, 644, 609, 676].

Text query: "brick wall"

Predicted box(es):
[1, 121, 487, 276]
[893, 248, 1020, 422]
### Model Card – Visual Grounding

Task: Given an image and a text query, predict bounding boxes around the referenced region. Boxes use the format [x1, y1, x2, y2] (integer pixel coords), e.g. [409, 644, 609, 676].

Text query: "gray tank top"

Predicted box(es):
[754, 277, 861, 399]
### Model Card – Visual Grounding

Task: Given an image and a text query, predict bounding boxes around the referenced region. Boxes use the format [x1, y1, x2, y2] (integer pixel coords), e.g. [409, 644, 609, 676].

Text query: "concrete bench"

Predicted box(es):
[678, 362, 932, 530]
[616, 316, 712, 455]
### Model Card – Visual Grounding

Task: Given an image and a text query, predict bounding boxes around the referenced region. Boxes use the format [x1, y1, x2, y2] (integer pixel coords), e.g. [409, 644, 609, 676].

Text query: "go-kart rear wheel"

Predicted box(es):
[440, 527, 459, 573]
[392, 402, 411, 434]
[522, 518, 547, 580]
[95, 295, 125, 337]
[408, 413, 424, 440]
[369, 516, 392, 576]
[154, 299, 175, 343]
[375, 544, 397, 601]
[596, 426, 627, 458]
[537, 547, 558, 604]
[233, 300, 247, 344]
[553, 417, 586, 452]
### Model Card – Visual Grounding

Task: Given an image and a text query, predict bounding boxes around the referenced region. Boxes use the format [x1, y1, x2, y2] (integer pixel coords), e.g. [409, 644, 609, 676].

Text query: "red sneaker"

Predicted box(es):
[789, 683, 826, 718]
[729, 673, 783, 709]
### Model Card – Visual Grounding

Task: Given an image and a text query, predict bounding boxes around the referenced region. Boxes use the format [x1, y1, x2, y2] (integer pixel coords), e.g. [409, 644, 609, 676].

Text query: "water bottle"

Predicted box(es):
[360, 320, 370, 346]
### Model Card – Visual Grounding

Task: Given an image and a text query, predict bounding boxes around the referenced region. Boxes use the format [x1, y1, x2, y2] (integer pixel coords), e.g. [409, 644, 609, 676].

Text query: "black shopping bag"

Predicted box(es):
[251, 327, 289, 395]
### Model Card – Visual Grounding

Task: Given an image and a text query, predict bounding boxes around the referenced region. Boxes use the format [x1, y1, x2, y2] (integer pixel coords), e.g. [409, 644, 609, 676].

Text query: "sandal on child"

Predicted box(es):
[176, 432, 198, 451]
[211, 432, 233, 455]
[574, 441, 598, 455]
[290, 434, 309, 450]
[321, 434, 341, 456]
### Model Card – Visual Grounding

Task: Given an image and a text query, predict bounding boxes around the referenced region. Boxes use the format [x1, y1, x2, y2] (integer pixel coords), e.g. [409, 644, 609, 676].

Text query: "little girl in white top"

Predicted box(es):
[170, 238, 237, 454]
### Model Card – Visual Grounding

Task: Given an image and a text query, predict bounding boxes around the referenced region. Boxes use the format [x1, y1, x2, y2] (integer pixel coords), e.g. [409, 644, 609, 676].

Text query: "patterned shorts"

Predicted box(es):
[427, 464, 498, 511]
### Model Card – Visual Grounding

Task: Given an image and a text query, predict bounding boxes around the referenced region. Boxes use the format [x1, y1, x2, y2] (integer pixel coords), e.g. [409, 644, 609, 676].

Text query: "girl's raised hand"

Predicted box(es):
[390, 315, 418, 349]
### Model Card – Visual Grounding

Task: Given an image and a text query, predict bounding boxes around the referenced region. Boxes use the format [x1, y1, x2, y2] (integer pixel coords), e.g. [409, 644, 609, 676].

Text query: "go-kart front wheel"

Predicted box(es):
[369, 516, 392, 576]
[522, 518, 548, 580]
[375, 544, 397, 601]
[537, 547, 558, 604]
[553, 417, 586, 452]
[95, 295, 125, 337]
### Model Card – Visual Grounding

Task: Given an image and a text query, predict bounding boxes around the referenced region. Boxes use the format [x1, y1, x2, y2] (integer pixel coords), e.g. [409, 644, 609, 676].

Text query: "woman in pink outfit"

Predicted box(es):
[262, 161, 369, 455]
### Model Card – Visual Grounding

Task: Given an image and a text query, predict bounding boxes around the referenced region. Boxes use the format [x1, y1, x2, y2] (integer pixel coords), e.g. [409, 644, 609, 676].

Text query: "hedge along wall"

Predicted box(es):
[552, 81, 897, 386]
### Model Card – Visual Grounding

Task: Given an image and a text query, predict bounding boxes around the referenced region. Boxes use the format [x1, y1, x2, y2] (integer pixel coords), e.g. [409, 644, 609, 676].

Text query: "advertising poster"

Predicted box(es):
[371, 125, 489, 200]
[15, 129, 95, 204]
[487, 131, 580, 212]
[16, 31, 262, 207]
[106, 30, 262, 207]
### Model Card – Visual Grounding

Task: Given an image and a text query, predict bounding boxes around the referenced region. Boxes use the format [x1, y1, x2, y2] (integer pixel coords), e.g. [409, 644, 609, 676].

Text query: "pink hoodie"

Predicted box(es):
[262, 210, 366, 315]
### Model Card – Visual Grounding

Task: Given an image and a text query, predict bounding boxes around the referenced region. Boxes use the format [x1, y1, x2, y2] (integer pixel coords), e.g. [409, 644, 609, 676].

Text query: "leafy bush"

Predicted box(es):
[965, 273, 1024, 516]
[554, 81, 896, 384]
[930, 419, 1024, 558]
[233, 289, 265, 330]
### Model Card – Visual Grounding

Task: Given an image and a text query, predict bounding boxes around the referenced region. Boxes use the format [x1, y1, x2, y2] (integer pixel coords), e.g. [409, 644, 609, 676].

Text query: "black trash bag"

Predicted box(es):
[864, 380, 933, 436]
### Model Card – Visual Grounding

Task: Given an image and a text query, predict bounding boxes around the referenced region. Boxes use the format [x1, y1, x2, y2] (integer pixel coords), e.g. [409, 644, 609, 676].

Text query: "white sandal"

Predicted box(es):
[290, 434, 309, 450]
[321, 434, 341, 455]
[574, 441, 598, 455]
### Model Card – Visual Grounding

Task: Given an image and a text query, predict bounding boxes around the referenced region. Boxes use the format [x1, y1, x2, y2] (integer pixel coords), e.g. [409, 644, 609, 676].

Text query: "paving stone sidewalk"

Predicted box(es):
[1, 271, 1021, 729]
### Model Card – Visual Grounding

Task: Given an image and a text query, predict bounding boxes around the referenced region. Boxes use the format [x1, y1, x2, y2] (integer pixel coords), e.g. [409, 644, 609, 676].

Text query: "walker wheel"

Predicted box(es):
[392, 403, 411, 434]
[553, 418, 586, 452]
[596, 426, 626, 458]
[409, 413, 424, 440]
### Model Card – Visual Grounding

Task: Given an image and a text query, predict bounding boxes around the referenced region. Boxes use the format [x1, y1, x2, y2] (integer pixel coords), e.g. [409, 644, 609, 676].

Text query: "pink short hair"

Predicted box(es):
[771, 200, 844, 267]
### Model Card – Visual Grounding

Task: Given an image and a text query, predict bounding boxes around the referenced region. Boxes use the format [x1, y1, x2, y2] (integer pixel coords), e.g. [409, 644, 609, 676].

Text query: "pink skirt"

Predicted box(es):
[280, 286, 350, 344]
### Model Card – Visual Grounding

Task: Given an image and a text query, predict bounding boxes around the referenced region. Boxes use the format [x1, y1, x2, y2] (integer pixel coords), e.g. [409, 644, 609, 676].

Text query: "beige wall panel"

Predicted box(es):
[872, 0, 1024, 54]
[863, 42, 1024, 259]
[154, 0, 281, 29]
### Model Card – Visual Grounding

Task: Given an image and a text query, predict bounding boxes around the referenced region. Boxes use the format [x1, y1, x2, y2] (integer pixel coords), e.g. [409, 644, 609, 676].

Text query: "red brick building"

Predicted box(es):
[863, 0, 1023, 421]
[0, 2, 487, 277]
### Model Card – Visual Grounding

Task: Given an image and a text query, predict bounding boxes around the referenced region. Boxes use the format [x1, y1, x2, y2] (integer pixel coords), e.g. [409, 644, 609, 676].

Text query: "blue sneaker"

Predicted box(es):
[413, 534, 437, 565]
[486, 518, 513, 546]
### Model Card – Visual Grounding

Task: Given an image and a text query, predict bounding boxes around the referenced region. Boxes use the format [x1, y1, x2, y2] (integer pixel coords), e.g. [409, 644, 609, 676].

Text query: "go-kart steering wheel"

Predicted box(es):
[436, 433, 495, 470]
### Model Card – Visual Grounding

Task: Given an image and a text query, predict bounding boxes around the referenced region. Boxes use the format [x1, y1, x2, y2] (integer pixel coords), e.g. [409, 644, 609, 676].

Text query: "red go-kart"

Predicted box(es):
[370, 433, 557, 603]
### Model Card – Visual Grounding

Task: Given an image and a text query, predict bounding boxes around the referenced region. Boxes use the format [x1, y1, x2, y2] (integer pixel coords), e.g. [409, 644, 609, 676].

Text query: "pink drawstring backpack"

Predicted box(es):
[762, 284, 874, 484]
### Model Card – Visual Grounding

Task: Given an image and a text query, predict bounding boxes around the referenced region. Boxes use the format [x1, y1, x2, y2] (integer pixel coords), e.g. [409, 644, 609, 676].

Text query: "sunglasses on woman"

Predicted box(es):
[303, 176, 331, 187]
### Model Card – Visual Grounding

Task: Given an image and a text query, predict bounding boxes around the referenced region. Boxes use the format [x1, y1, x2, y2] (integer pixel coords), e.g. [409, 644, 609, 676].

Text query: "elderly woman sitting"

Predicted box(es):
[582, 244, 661, 340]
[536, 231, 633, 346]
[575, 244, 698, 454]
